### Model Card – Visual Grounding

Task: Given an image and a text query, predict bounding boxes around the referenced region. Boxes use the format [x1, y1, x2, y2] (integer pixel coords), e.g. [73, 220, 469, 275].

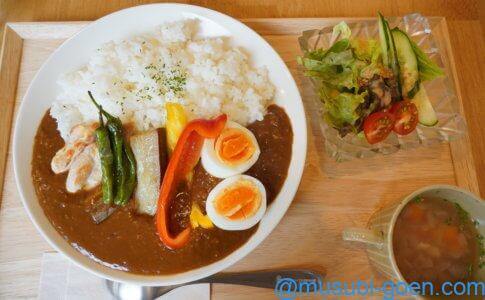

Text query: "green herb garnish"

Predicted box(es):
[453, 202, 471, 231]
[412, 196, 423, 203]
[142, 63, 187, 98]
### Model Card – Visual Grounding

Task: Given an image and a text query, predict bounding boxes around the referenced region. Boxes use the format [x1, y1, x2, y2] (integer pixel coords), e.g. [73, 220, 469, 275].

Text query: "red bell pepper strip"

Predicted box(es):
[156, 114, 227, 249]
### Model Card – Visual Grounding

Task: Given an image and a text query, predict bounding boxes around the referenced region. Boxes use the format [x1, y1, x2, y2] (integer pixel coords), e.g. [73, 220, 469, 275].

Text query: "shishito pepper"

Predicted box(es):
[156, 114, 227, 249]
[88, 91, 136, 206]
[94, 109, 114, 204]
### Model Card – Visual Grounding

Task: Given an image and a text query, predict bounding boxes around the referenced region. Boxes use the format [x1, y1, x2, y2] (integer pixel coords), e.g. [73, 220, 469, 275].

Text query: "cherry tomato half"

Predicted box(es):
[389, 100, 419, 135]
[363, 111, 396, 144]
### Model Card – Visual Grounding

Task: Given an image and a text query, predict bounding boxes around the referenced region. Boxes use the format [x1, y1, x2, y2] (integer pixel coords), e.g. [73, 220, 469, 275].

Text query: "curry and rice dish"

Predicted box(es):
[31, 20, 293, 275]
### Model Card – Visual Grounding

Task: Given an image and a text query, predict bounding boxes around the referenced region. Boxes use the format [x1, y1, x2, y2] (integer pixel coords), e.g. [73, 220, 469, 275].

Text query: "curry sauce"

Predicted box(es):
[32, 105, 293, 275]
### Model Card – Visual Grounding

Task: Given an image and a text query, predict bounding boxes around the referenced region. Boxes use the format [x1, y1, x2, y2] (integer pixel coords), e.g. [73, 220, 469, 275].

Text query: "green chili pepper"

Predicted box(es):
[88, 91, 136, 206]
[94, 109, 115, 204]
[106, 120, 127, 205]
[109, 129, 136, 206]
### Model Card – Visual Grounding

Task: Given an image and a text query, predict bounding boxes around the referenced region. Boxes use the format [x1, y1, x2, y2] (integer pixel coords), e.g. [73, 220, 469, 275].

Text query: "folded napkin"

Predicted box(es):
[38, 252, 210, 300]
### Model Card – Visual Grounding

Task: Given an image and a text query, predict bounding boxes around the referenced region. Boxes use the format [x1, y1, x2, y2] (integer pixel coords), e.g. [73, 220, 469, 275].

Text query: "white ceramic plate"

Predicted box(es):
[13, 3, 306, 286]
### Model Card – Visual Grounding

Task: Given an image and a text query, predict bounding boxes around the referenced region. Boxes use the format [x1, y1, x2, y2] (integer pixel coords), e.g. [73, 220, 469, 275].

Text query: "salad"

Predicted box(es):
[297, 13, 444, 144]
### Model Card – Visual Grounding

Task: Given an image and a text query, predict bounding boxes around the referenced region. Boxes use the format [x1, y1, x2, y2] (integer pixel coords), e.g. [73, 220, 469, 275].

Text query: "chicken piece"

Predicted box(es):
[66, 144, 101, 193]
[69, 123, 97, 144]
[51, 123, 98, 174]
[84, 145, 102, 190]
[51, 145, 85, 174]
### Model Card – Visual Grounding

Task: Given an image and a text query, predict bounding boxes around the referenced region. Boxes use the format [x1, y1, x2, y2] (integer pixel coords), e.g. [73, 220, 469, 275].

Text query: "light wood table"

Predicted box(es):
[0, 2, 484, 300]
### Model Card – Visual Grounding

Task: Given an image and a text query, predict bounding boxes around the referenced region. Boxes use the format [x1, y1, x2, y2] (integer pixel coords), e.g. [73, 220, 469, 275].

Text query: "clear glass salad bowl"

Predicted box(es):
[298, 13, 466, 161]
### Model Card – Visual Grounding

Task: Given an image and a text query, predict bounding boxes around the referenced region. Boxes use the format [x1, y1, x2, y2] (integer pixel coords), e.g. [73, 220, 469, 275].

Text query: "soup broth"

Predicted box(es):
[393, 197, 482, 285]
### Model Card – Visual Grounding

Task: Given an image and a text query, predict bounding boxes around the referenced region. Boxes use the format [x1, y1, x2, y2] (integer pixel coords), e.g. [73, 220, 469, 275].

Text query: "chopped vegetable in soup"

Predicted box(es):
[393, 197, 483, 286]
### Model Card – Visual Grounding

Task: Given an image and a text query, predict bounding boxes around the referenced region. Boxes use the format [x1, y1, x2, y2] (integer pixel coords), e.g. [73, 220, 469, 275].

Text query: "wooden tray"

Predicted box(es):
[0, 18, 480, 299]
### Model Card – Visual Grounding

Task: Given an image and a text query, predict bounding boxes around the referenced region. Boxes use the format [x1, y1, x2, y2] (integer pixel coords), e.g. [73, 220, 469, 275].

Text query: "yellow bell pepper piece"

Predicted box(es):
[165, 102, 194, 181]
[190, 202, 214, 229]
[166, 102, 188, 154]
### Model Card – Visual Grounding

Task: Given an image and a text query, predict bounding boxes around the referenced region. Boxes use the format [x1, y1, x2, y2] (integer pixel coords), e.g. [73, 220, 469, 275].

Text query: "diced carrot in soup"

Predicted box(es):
[441, 225, 460, 245]
[403, 203, 426, 222]
[440, 224, 468, 258]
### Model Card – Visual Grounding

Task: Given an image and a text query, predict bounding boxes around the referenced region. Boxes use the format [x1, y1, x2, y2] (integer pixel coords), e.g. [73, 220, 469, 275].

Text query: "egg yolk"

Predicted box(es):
[214, 180, 261, 221]
[215, 128, 255, 166]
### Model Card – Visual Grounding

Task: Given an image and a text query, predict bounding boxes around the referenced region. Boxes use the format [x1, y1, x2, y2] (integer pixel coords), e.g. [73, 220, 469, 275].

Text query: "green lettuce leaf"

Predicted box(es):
[350, 38, 379, 62]
[323, 91, 367, 128]
[297, 22, 385, 136]
[331, 21, 351, 41]
[410, 39, 444, 81]
[358, 43, 382, 79]
[299, 48, 357, 90]
[301, 39, 350, 61]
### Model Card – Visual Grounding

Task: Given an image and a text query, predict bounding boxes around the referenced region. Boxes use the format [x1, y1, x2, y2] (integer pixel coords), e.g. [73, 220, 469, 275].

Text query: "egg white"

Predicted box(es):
[201, 121, 260, 178]
[206, 174, 266, 231]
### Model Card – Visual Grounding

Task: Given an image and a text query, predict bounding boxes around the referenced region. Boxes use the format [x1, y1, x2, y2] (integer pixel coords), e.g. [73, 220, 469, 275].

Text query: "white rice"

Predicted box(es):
[51, 19, 275, 141]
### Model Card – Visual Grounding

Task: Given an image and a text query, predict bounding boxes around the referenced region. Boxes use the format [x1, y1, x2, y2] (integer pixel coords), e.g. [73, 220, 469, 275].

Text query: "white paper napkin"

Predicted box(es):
[38, 252, 210, 300]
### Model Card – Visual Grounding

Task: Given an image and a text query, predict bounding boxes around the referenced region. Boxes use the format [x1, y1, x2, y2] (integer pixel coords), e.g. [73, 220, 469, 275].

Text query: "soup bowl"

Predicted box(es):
[13, 4, 307, 286]
[343, 185, 485, 293]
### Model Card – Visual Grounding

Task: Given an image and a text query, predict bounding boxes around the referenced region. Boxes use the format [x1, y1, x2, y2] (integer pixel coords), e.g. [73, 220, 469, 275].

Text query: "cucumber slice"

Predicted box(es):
[378, 13, 401, 99]
[378, 13, 390, 66]
[386, 24, 401, 98]
[411, 84, 438, 126]
[391, 28, 420, 99]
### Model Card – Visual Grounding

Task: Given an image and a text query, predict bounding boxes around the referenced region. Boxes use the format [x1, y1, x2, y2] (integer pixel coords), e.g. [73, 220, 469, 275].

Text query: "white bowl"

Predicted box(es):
[13, 4, 307, 286]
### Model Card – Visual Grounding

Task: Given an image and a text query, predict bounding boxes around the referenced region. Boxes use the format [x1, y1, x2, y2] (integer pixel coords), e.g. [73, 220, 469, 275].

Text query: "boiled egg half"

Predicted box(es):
[201, 121, 260, 178]
[206, 175, 266, 231]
